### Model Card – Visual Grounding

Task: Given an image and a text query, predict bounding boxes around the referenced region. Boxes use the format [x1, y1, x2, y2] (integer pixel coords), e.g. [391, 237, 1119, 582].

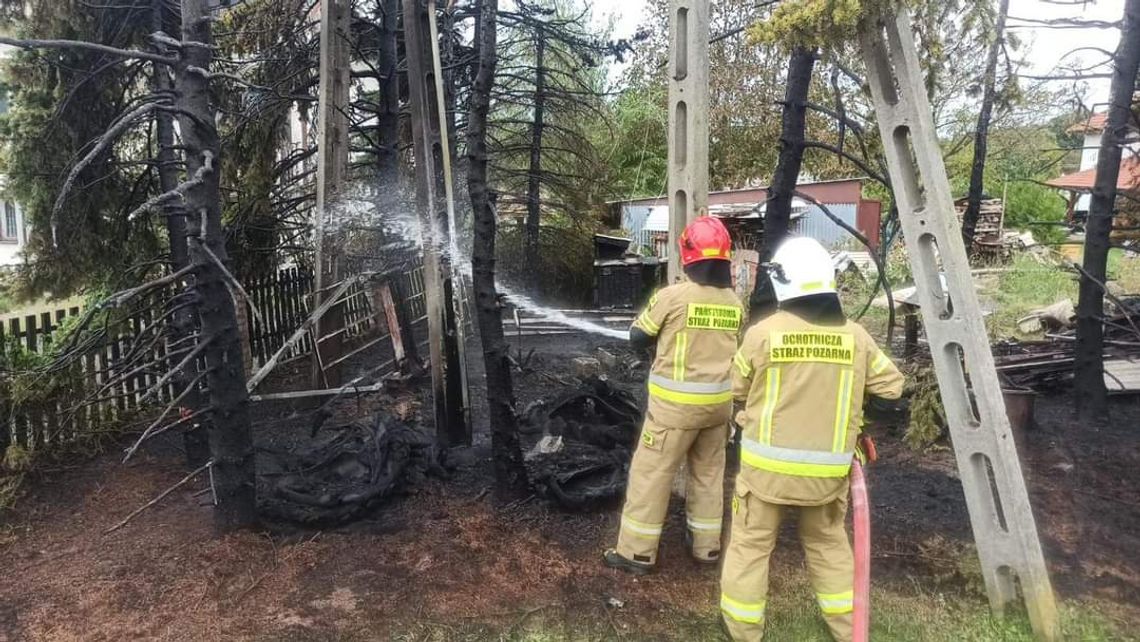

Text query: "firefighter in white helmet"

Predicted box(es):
[720, 236, 904, 642]
[603, 216, 744, 574]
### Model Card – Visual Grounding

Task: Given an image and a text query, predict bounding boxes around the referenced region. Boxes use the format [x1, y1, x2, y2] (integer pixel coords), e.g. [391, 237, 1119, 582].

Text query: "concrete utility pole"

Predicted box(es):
[858, 10, 1058, 640]
[313, 0, 351, 388]
[402, 0, 471, 446]
[666, 0, 710, 283]
[426, 1, 472, 417]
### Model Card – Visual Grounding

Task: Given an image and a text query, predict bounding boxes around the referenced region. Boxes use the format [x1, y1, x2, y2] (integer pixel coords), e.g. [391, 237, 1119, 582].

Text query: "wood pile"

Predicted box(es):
[953, 197, 1024, 258]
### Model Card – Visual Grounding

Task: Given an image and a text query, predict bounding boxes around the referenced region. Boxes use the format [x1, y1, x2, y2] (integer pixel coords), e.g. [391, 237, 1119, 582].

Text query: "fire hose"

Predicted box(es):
[851, 434, 877, 642]
[851, 396, 910, 641]
[851, 457, 871, 642]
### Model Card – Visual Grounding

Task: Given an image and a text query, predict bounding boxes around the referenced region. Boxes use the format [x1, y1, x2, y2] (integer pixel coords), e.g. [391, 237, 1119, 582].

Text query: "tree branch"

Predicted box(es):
[0, 36, 179, 66]
[50, 101, 164, 244]
[104, 460, 213, 534]
[792, 190, 897, 346]
[802, 141, 891, 188]
[125, 151, 214, 221]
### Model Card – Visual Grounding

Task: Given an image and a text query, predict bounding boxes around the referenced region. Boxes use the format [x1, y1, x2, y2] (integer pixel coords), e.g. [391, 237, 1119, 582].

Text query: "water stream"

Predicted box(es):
[328, 190, 629, 341]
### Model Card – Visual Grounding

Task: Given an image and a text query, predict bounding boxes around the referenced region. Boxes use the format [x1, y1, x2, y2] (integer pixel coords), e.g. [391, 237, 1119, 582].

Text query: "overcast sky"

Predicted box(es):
[591, 0, 1125, 108]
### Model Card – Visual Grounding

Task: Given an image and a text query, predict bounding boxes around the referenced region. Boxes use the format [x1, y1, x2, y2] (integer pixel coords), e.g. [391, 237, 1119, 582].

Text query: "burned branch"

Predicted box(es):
[0, 35, 180, 66]
[49, 101, 166, 242]
[791, 189, 896, 346]
[105, 461, 213, 534]
[122, 368, 212, 463]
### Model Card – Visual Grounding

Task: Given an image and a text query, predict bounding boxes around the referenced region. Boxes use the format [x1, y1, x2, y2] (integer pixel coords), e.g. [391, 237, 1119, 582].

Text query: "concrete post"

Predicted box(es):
[666, 0, 710, 283]
[859, 10, 1058, 640]
[403, 0, 471, 446]
[313, 0, 350, 388]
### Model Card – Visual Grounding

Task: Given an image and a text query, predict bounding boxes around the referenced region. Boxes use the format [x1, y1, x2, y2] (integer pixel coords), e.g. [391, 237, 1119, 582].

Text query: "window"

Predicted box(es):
[2, 202, 17, 242]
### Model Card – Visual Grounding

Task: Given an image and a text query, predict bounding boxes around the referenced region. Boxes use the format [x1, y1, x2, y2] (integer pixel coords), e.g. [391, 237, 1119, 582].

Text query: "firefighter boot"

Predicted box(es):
[602, 549, 653, 576]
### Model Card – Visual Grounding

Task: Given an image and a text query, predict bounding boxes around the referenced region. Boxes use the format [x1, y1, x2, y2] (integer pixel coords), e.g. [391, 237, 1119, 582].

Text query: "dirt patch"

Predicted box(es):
[867, 393, 1140, 610]
[0, 452, 714, 641]
[2, 334, 1139, 640]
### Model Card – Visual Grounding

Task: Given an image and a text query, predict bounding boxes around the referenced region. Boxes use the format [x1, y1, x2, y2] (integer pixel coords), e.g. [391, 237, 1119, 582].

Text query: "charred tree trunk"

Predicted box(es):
[524, 25, 546, 293]
[177, 0, 258, 530]
[467, 0, 527, 500]
[1074, 0, 1140, 422]
[375, 0, 419, 366]
[749, 47, 816, 319]
[154, 0, 208, 467]
[961, 0, 1010, 250]
[377, 0, 401, 184]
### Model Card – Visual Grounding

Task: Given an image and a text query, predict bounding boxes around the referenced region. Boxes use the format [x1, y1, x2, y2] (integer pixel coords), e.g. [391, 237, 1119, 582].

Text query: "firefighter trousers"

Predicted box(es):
[720, 486, 854, 642]
[614, 417, 727, 565]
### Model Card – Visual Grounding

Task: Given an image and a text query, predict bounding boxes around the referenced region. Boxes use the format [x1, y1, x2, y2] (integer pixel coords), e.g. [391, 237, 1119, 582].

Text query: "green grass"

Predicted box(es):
[1107, 248, 1140, 293]
[840, 248, 1139, 344]
[251, 570, 1136, 642]
[984, 253, 1079, 340]
[984, 249, 1140, 339]
[656, 582, 1133, 642]
[363, 585, 1136, 642]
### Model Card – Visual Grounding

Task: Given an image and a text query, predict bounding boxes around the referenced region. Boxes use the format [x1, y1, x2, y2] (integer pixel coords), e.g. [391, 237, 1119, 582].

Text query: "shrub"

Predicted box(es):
[905, 365, 946, 451]
[0, 305, 126, 507]
[1002, 182, 1068, 245]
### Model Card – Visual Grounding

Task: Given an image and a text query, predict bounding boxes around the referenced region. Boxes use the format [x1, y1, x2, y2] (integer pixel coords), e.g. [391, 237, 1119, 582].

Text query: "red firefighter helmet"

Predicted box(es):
[679, 216, 732, 266]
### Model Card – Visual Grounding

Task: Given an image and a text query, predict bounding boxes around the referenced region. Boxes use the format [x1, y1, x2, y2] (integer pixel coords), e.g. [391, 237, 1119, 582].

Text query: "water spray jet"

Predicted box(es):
[330, 187, 630, 342]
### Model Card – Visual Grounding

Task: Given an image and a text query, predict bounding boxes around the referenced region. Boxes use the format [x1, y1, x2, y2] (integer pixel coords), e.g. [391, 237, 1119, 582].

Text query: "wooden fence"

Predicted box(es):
[244, 267, 315, 366]
[242, 266, 432, 370]
[1, 264, 438, 454]
[0, 295, 176, 453]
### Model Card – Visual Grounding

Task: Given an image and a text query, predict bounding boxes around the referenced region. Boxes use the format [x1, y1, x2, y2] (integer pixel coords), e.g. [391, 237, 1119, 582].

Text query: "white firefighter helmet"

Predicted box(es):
[769, 236, 837, 302]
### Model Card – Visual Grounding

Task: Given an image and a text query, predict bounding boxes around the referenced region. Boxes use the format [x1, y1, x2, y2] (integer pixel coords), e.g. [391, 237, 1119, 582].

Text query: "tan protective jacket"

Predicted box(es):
[732, 310, 904, 505]
[631, 281, 744, 431]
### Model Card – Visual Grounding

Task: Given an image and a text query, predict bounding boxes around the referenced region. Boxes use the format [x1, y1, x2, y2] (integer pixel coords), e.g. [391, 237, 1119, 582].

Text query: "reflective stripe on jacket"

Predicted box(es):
[631, 281, 743, 430]
[732, 310, 904, 505]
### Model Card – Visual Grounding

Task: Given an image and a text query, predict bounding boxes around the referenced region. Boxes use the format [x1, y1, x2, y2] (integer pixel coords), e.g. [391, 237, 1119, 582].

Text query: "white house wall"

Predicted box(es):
[1078, 132, 1100, 211]
[0, 202, 26, 267]
[1080, 133, 1100, 171]
[1074, 131, 1140, 213]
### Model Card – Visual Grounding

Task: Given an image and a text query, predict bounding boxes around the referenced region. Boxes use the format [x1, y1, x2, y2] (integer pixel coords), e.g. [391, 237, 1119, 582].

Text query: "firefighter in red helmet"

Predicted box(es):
[604, 216, 744, 574]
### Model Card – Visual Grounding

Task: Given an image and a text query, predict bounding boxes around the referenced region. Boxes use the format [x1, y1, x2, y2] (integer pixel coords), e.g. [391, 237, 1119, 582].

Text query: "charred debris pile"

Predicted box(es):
[520, 375, 642, 510]
[255, 351, 649, 525]
[995, 297, 1140, 394]
[258, 411, 449, 526]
